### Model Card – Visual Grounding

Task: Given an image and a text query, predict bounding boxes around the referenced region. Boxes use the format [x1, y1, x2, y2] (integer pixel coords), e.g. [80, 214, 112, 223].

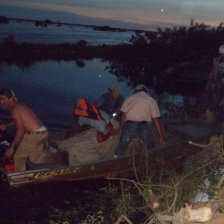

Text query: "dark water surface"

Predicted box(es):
[0, 59, 133, 130]
[0, 59, 187, 130]
[0, 20, 135, 45]
[0, 59, 188, 130]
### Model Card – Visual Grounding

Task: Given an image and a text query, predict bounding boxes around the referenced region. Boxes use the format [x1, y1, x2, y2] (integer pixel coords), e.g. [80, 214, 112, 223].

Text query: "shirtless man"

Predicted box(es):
[0, 89, 48, 172]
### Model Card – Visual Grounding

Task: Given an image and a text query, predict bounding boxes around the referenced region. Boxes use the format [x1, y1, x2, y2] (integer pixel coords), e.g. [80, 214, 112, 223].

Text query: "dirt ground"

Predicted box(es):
[208, 213, 224, 224]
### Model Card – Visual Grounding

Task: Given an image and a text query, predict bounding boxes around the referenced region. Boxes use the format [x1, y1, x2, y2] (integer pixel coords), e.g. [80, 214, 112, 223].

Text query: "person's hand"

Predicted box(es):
[5, 147, 14, 158]
[0, 124, 7, 131]
[159, 136, 166, 145]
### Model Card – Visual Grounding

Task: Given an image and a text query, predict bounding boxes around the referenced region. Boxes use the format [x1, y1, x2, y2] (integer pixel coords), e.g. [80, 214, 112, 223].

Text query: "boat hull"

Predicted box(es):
[3, 121, 221, 187]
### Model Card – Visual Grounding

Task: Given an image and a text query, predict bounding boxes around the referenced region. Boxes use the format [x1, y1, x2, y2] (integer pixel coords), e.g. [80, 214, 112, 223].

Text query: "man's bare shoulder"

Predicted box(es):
[11, 101, 29, 113]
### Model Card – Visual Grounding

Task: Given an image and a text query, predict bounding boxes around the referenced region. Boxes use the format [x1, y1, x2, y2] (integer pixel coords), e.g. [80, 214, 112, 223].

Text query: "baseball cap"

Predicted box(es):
[110, 84, 121, 95]
[135, 84, 148, 91]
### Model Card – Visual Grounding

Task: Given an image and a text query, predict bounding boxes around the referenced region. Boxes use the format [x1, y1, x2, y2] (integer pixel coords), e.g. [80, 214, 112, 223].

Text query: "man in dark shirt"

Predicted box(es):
[95, 84, 124, 123]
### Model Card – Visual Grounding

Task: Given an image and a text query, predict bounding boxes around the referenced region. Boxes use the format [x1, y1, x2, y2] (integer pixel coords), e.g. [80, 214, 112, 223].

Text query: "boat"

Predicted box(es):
[0, 120, 221, 187]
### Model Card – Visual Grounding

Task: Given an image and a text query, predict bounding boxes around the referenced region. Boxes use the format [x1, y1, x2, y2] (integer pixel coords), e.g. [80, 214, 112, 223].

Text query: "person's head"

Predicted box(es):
[0, 88, 17, 108]
[109, 84, 121, 99]
[134, 84, 148, 93]
[219, 45, 224, 59]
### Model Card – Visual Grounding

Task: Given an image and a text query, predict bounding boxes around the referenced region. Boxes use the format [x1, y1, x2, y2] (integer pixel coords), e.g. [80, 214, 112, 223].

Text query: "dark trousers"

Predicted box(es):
[114, 120, 155, 156]
[211, 87, 224, 112]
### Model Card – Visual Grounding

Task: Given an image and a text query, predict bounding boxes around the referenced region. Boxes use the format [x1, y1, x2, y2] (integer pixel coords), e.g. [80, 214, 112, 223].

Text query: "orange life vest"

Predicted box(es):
[74, 98, 105, 122]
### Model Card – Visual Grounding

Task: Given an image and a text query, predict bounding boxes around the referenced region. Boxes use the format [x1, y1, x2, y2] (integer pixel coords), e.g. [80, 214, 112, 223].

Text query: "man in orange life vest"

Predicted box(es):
[74, 98, 118, 143]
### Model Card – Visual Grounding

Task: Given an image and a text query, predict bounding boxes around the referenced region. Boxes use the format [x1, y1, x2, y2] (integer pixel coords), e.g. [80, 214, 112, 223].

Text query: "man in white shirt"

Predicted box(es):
[114, 84, 165, 156]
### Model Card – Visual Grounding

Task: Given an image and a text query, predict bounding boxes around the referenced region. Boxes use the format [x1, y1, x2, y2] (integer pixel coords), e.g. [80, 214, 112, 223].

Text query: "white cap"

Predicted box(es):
[219, 45, 224, 54]
[110, 84, 121, 95]
[135, 84, 148, 91]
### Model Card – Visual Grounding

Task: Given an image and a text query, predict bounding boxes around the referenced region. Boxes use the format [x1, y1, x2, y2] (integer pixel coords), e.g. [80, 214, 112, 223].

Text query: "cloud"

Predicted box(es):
[0, 0, 223, 30]
[0, 0, 178, 27]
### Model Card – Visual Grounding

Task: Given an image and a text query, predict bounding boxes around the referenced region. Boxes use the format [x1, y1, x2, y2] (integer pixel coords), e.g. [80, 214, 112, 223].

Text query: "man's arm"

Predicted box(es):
[206, 69, 215, 91]
[97, 130, 111, 143]
[152, 117, 166, 144]
[5, 112, 24, 158]
[96, 121, 121, 143]
[94, 102, 101, 108]
[120, 112, 126, 128]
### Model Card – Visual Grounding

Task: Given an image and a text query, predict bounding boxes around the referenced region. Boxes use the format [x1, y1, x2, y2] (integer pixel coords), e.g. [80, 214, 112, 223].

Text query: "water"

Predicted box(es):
[0, 59, 133, 130]
[0, 20, 135, 45]
[0, 60, 186, 130]
[0, 21, 189, 130]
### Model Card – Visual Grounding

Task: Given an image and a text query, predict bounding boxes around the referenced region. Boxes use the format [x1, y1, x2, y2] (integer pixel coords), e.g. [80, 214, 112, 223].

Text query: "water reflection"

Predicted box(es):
[0, 59, 187, 130]
[0, 59, 132, 129]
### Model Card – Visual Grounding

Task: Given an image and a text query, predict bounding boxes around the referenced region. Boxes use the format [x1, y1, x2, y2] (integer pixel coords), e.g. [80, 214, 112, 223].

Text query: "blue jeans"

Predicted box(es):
[114, 121, 155, 156]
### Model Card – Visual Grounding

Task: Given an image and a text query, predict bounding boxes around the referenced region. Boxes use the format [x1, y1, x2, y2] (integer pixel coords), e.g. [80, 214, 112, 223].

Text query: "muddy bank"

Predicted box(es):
[0, 179, 112, 224]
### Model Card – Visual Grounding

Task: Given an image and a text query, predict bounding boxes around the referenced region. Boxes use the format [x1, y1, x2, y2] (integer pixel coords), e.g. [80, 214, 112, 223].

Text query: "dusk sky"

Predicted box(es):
[0, 0, 223, 30]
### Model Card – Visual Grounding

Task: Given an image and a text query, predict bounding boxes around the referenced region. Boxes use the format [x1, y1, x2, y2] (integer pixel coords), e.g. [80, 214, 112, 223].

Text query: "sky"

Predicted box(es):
[0, 0, 224, 30]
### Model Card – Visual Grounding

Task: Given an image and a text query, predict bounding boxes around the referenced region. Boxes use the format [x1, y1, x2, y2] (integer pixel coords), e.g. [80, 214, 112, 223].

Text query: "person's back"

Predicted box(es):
[122, 91, 159, 122]
[12, 101, 43, 133]
[114, 84, 165, 157]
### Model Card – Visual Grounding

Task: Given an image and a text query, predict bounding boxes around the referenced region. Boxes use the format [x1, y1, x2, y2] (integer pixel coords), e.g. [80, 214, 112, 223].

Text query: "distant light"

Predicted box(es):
[98, 74, 102, 78]
[160, 9, 164, 12]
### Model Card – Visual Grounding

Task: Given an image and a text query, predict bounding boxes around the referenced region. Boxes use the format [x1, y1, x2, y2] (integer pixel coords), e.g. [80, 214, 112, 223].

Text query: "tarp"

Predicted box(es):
[58, 128, 119, 165]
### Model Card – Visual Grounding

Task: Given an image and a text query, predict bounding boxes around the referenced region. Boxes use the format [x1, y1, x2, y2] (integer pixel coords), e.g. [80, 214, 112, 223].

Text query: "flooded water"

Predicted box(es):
[0, 59, 133, 130]
[0, 59, 189, 130]
[0, 20, 135, 45]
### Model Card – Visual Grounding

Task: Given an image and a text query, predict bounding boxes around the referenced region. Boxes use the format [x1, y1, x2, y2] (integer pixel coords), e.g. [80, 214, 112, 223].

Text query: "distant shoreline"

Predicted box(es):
[7, 16, 147, 33]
